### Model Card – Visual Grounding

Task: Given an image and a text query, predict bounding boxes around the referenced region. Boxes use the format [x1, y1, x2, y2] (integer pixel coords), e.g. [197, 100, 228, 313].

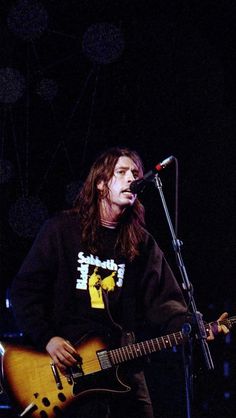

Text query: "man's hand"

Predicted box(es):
[46, 336, 78, 374]
[207, 312, 230, 340]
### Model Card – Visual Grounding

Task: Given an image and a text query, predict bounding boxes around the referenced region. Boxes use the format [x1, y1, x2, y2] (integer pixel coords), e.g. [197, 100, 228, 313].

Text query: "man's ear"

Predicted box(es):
[97, 180, 104, 191]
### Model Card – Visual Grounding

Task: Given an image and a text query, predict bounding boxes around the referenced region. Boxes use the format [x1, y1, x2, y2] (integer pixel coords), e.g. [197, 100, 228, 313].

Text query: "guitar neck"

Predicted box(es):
[107, 331, 186, 366]
[105, 316, 236, 367]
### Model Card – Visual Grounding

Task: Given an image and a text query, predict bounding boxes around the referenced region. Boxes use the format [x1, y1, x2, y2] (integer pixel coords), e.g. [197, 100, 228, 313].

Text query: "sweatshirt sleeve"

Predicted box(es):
[10, 218, 59, 349]
[139, 233, 190, 333]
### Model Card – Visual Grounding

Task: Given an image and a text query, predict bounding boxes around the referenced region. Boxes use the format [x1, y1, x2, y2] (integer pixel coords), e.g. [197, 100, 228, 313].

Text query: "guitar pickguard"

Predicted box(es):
[72, 366, 130, 397]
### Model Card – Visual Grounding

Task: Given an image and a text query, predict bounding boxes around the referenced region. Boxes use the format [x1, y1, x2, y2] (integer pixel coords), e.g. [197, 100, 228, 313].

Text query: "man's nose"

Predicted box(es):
[126, 170, 135, 182]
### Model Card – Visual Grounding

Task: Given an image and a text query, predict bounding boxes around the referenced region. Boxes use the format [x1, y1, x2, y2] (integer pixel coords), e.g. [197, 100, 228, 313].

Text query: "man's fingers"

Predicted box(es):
[56, 352, 76, 367]
[209, 312, 230, 338]
[220, 324, 230, 334]
[64, 340, 79, 358]
[217, 312, 229, 335]
[46, 336, 78, 368]
[217, 311, 228, 322]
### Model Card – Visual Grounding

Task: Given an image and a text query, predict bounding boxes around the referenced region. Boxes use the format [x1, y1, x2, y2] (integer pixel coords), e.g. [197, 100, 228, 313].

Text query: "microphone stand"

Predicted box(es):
[153, 173, 214, 418]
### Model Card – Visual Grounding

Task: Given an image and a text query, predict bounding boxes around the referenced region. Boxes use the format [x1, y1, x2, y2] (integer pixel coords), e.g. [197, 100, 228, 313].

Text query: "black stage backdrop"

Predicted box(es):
[0, 1, 235, 417]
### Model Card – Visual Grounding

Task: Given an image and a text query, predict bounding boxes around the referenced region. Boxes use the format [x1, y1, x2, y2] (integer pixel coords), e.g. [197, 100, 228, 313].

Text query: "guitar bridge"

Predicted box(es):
[69, 363, 84, 381]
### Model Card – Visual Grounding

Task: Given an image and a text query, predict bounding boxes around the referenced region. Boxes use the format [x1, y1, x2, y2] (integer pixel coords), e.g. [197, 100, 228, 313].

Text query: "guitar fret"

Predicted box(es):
[115, 349, 121, 363]
[116, 349, 122, 363]
[141, 342, 147, 355]
[145, 341, 151, 354]
[163, 336, 168, 348]
[171, 333, 175, 345]
[155, 337, 161, 351]
[170, 336, 174, 346]
[121, 347, 128, 362]
[171, 334, 175, 345]
[123, 346, 130, 360]
[134, 343, 142, 357]
[109, 350, 116, 365]
[133, 344, 138, 357]
[112, 349, 120, 364]
[150, 339, 155, 352]
[147, 341, 152, 354]
[125, 345, 134, 360]
[117, 348, 124, 363]
[129, 346, 135, 359]
[161, 336, 168, 348]
[160, 336, 166, 349]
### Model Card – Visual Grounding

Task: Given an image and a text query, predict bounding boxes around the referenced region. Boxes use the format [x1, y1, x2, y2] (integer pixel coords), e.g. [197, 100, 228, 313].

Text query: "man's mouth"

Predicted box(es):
[122, 188, 134, 195]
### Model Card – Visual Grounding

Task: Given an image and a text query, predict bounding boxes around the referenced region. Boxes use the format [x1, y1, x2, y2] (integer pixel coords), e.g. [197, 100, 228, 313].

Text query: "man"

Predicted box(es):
[10, 147, 228, 418]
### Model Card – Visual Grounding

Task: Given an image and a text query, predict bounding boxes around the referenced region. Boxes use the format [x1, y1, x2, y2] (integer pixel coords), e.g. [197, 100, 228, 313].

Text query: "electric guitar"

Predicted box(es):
[0, 316, 235, 418]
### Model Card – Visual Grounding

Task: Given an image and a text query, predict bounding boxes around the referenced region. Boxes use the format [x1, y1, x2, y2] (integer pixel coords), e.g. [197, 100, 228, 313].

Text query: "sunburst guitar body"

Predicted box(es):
[1, 316, 235, 418]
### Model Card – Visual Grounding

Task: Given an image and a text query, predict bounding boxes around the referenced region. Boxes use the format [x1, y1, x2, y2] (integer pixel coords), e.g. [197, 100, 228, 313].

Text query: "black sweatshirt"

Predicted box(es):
[11, 211, 188, 349]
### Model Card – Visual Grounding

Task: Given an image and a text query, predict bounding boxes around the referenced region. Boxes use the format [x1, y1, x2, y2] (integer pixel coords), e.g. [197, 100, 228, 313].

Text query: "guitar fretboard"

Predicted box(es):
[107, 316, 236, 366]
[108, 331, 186, 366]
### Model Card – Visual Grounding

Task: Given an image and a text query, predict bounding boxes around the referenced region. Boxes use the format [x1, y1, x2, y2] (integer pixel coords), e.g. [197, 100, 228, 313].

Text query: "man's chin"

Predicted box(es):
[121, 198, 135, 207]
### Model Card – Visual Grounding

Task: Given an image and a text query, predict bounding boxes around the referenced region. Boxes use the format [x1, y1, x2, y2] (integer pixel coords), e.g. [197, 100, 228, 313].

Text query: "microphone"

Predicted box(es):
[130, 155, 175, 194]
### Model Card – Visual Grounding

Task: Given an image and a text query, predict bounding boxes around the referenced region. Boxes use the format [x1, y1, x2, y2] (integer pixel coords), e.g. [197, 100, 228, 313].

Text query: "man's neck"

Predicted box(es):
[100, 218, 118, 229]
[99, 201, 125, 224]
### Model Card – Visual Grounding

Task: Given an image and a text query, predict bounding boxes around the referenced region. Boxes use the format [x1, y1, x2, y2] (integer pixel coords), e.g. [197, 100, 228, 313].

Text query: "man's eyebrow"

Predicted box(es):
[115, 165, 139, 171]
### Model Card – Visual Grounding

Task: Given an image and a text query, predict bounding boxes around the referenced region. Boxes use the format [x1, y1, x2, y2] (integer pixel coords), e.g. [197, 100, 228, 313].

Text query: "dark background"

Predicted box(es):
[0, 1, 235, 417]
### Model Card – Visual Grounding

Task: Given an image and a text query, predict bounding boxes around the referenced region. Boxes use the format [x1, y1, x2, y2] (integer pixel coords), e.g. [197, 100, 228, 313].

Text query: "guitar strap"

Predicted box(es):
[102, 289, 123, 333]
[102, 276, 136, 345]
[120, 264, 138, 334]
[98, 227, 137, 342]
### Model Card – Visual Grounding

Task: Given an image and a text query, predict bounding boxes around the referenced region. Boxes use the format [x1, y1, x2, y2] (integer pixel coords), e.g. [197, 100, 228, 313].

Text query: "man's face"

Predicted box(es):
[98, 156, 141, 218]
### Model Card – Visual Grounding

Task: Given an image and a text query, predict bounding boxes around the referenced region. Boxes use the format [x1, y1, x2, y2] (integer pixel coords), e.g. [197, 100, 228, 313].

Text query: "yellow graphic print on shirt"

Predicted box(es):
[76, 252, 125, 308]
[89, 267, 116, 309]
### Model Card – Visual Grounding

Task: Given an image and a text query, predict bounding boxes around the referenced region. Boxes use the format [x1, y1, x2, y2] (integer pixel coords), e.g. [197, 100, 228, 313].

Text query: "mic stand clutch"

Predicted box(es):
[153, 173, 214, 417]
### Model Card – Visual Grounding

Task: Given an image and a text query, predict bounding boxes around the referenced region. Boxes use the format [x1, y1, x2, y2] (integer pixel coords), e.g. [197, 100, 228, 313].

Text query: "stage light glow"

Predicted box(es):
[37, 78, 58, 102]
[7, 0, 48, 41]
[0, 159, 14, 184]
[0, 67, 25, 104]
[82, 23, 125, 64]
[8, 196, 48, 238]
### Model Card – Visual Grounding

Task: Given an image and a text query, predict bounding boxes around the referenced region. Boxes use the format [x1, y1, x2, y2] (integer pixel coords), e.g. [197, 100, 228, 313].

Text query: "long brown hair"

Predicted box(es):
[73, 147, 146, 261]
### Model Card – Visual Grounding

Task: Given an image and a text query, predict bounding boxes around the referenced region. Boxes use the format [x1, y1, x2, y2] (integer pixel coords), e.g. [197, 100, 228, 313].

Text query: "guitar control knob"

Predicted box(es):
[39, 411, 48, 418]
[58, 392, 66, 402]
[42, 397, 50, 406]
